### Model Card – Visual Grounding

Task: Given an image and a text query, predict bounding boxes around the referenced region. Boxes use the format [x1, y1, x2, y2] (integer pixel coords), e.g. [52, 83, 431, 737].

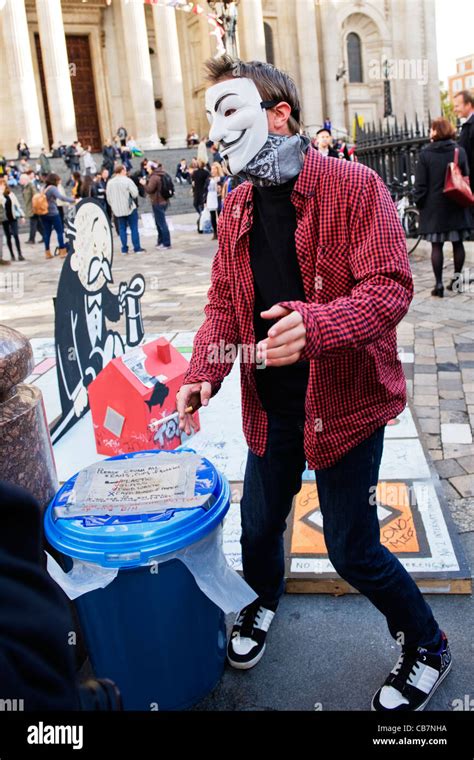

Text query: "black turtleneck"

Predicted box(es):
[249, 174, 309, 415]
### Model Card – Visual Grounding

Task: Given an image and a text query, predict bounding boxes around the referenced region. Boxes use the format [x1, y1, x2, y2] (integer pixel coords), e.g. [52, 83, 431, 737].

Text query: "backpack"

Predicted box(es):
[32, 190, 49, 215]
[160, 172, 175, 200]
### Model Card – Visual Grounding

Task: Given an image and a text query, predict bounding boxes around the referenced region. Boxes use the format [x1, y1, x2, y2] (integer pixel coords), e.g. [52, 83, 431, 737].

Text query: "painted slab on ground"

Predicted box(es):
[31, 333, 470, 592]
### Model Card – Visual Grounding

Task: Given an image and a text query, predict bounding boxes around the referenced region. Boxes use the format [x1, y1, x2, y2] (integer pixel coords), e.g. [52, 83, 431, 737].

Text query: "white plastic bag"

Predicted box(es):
[46, 524, 257, 614]
[198, 206, 212, 233]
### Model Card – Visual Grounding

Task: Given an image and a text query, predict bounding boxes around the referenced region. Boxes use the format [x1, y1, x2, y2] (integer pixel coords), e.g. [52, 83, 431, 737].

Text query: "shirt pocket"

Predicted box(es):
[315, 241, 353, 300]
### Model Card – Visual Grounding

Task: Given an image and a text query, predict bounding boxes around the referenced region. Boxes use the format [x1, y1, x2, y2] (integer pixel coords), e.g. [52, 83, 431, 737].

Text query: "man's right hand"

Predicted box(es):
[177, 381, 212, 435]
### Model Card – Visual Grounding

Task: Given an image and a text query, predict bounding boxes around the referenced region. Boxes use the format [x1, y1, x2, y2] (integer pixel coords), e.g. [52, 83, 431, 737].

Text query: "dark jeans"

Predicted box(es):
[117, 208, 141, 252]
[152, 202, 171, 247]
[194, 201, 204, 232]
[2, 220, 22, 258]
[210, 209, 218, 236]
[240, 411, 441, 649]
[42, 214, 65, 250]
[28, 214, 44, 243]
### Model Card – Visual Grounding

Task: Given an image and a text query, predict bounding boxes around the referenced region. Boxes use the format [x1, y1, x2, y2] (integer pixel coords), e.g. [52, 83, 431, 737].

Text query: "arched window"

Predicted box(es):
[264, 22, 275, 65]
[347, 32, 363, 83]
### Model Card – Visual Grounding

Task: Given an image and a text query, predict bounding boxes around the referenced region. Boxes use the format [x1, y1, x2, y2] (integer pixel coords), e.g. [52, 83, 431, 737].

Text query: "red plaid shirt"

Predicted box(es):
[183, 147, 413, 469]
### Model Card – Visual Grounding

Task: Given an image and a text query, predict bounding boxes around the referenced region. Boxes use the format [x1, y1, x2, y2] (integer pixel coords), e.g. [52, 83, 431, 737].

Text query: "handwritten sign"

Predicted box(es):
[54, 453, 208, 518]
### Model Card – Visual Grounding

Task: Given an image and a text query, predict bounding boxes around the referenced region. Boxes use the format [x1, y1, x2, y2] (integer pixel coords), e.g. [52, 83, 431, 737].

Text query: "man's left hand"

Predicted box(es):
[256, 304, 306, 366]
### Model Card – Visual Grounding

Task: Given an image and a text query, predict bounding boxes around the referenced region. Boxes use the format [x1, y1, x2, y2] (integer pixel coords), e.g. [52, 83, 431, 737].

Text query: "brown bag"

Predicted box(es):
[443, 147, 474, 208]
[32, 190, 49, 215]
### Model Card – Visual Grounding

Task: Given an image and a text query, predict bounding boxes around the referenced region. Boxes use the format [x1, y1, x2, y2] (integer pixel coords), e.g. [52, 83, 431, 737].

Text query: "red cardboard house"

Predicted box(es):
[88, 337, 200, 456]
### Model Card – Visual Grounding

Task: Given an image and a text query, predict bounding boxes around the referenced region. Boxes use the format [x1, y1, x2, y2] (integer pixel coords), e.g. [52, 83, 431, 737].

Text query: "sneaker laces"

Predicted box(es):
[238, 601, 263, 638]
[389, 648, 423, 693]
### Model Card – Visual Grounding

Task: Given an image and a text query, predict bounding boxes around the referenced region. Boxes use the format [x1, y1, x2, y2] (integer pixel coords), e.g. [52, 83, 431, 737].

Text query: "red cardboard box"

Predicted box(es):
[88, 337, 200, 455]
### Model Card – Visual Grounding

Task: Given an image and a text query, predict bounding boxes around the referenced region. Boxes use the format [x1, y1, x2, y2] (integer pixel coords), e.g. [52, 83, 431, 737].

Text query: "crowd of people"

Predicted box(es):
[1, 96, 472, 275]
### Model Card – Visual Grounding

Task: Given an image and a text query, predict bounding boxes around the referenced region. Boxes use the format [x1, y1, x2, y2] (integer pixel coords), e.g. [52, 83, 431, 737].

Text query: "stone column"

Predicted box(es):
[1, 0, 44, 154]
[151, 5, 187, 148]
[119, 0, 161, 150]
[35, 0, 77, 146]
[318, 0, 346, 135]
[239, 0, 266, 62]
[402, 0, 424, 124]
[423, 0, 441, 120]
[295, 0, 323, 134]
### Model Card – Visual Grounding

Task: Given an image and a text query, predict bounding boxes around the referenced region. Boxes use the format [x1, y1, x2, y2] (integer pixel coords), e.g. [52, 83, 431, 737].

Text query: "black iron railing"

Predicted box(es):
[355, 113, 431, 188]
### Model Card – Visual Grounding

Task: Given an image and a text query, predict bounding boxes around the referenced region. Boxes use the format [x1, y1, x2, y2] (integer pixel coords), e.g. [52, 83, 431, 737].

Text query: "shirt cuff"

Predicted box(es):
[277, 300, 322, 360]
[182, 372, 222, 398]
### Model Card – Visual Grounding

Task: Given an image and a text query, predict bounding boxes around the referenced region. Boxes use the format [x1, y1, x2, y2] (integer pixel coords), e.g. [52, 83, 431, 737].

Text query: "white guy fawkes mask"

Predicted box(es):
[205, 78, 269, 175]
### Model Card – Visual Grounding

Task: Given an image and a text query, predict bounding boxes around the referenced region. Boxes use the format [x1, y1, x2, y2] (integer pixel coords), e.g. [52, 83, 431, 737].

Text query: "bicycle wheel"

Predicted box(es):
[407, 235, 422, 255]
[403, 207, 421, 254]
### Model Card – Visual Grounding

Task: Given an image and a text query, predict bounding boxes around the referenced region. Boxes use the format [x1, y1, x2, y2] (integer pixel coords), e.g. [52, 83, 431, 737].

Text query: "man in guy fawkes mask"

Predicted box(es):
[177, 56, 451, 713]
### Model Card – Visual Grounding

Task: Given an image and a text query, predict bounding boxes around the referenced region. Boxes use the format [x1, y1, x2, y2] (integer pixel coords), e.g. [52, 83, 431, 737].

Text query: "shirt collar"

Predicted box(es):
[292, 145, 322, 197]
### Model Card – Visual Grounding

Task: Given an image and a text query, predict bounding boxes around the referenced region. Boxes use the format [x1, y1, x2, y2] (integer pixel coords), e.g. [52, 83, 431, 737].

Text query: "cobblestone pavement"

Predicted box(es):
[1, 214, 473, 532]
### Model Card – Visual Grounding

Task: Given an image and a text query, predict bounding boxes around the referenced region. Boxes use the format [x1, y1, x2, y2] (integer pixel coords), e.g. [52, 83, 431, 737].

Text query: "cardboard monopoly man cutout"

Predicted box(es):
[205, 77, 270, 175]
[51, 198, 145, 443]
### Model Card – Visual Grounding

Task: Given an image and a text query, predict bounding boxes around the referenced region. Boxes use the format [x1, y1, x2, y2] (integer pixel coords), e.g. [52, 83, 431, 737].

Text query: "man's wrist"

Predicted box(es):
[277, 300, 321, 360]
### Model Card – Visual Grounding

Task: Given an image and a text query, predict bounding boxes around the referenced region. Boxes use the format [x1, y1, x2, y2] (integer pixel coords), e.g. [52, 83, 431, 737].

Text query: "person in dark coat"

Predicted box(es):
[454, 89, 474, 238]
[313, 128, 339, 158]
[102, 139, 116, 173]
[0, 481, 123, 711]
[413, 117, 472, 297]
[0, 481, 80, 710]
[454, 89, 474, 192]
[191, 159, 210, 233]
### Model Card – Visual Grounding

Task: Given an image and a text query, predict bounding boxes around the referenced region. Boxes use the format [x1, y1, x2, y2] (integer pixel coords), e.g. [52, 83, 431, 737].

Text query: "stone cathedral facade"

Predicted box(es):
[0, 0, 440, 156]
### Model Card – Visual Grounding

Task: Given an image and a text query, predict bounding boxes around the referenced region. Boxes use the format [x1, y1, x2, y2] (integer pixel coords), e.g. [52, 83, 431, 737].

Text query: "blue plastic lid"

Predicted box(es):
[44, 449, 231, 568]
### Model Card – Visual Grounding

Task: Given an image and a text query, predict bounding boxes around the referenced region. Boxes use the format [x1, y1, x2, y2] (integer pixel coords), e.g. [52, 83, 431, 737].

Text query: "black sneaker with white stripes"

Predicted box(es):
[227, 599, 277, 670]
[372, 632, 452, 711]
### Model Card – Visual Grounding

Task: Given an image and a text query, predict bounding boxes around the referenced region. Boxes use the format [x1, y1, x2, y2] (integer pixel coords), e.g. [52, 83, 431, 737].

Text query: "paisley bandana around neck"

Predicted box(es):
[239, 133, 311, 187]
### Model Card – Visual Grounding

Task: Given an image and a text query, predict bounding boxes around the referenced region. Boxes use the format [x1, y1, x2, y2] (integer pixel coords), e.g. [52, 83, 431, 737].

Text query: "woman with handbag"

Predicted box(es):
[414, 118, 472, 296]
[1, 185, 25, 261]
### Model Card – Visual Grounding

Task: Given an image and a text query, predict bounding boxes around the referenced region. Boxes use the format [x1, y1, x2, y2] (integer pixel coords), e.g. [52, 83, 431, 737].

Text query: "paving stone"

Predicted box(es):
[416, 345, 435, 357]
[438, 380, 463, 391]
[428, 449, 443, 461]
[434, 458, 466, 478]
[414, 374, 438, 386]
[419, 418, 440, 434]
[435, 352, 458, 364]
[443, 443, 474, 459]
[423, 433, 441, 450]
[433, 336, 454, 347]
[448, 474, 474, 498]
[439, 389, 465, 400]
[414, 406, 439, 418]
[440, 410, 470, 425]
[439, 399, 467, 411]
[457, 455, 474, 474]
[441, 479, 463, 500]
[413, 364, 437, 373]
[414, 356, 437, 365]
[438, 370, 462, 380]
[441, 423, 473, 444]
[414, 394, 439, 406]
